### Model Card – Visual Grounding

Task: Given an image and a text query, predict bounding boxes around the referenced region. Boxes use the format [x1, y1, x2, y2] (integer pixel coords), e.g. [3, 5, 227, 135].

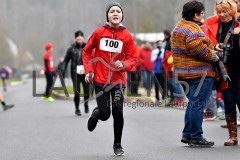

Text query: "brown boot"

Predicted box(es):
[224, 114, 238, 146]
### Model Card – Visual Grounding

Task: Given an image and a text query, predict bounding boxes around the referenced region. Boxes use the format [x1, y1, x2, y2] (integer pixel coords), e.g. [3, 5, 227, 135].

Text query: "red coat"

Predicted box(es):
[203, 16, 240, 46]
[43, 51, 54, 72]
[162, 50, 173, 79]
[83, 24, 137, 86]
[130, 45, 142, 72]
[138, 48, 154, 71]
[203, 16, 240, 90]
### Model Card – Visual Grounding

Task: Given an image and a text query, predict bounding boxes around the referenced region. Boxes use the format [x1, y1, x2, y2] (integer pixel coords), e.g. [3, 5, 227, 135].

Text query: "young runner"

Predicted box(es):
[83, 2, 137, 156]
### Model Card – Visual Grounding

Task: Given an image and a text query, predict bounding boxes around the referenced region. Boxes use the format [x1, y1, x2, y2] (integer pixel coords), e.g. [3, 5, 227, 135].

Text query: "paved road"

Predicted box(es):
[0, 78, 239, 160]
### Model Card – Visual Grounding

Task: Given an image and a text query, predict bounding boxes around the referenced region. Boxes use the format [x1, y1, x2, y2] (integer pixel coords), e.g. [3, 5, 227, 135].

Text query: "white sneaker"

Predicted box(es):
[217, 108, 223, 113]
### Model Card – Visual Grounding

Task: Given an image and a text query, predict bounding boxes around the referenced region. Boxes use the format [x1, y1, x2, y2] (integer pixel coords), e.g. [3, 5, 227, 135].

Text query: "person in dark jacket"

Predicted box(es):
[43, 43, 55, 102]
[62, 30, 89, 116]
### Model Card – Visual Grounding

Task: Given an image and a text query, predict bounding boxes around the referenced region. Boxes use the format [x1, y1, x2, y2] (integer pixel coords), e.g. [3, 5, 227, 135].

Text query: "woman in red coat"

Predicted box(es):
[203, 0, 240, 146]
[138, 41, 154, 92]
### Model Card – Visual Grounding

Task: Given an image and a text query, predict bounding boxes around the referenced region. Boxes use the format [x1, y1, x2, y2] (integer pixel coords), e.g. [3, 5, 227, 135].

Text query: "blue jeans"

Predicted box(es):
[182, 77, 214, 140]
[142, 70, 153, 91]
[222, 71, 240, 115]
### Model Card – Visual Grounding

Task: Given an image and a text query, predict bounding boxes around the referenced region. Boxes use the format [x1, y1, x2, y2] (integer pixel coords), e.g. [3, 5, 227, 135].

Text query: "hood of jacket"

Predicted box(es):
[103, 23, 126, 31]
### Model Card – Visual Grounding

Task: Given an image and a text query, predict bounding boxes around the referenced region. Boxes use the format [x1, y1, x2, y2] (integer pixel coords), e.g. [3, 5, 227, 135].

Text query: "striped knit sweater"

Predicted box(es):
[171, 20, 218, 79]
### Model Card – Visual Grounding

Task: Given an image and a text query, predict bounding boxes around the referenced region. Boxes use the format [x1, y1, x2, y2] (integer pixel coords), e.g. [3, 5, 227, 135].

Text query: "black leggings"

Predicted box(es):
[94, 85, 124, 144]
[71, 73, 89, 110]
[45, 72, 54, 97]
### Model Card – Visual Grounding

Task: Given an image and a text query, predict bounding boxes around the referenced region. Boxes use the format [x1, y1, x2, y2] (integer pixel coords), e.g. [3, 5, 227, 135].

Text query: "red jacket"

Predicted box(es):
[43, 51, 54, 72]
[162, 50, 173, 79]
[202, 16, 240, 90]
[130, 45, 142, 72]
[138, 47, 154, 71]
[83, 24, 137, 86]
[203, 16, 240, 46]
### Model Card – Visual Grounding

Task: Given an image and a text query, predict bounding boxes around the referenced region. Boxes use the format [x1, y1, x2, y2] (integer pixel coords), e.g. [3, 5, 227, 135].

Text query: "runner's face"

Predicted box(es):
[108, 6, 122, 27]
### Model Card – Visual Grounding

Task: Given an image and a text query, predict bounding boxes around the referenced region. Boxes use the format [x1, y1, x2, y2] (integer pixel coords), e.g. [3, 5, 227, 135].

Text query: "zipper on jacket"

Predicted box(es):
[106, 28, 115, 85]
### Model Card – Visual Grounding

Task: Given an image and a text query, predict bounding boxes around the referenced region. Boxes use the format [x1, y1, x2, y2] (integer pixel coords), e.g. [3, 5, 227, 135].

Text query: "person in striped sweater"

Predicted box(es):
[171, 0, 219, 148]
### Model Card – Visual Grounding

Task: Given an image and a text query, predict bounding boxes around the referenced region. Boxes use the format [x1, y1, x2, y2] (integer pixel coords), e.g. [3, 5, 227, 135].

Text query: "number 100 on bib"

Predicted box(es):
[100, 38, 123, 53]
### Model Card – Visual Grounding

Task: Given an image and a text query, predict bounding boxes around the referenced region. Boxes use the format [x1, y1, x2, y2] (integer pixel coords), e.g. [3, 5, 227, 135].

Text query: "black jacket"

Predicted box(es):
[62, 42, 86, 76]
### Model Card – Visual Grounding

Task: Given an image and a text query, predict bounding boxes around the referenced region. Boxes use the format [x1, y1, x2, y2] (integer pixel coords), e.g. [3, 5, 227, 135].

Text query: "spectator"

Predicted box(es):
[151, 40, 165, 102]
[138, 41, 154, 94]
[203, 0, 240, 146]
[127, 41, 142, 96]
[204, 89, 218, 121]
[162, 30, 171, 102]
[217, 91, 225, 120]
[42, 42, 55, 102]
[171, 1, 218, 147]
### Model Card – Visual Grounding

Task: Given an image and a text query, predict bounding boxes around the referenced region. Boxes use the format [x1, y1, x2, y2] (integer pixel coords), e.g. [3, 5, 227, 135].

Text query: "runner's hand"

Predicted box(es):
[115, 60, 123, 69]
[85, 72, 94, 83]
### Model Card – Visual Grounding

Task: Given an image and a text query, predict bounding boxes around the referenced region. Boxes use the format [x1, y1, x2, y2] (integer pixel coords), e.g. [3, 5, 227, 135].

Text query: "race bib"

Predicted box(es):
[100, 38, 123, 53]
[50, 60, 53, 68]
[76, 65, 85, 75]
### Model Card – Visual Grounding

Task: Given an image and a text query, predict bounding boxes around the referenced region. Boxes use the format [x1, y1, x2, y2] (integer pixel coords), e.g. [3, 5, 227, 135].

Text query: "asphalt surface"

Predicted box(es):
[0, 78, 239, 160]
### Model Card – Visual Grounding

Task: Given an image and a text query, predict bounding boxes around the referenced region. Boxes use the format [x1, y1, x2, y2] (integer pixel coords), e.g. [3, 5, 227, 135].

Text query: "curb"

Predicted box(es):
[52, 90, 186, 110]
[52, 91, 157, 103]
[52, 90, 74, 100]
[10, 80, 25, 86]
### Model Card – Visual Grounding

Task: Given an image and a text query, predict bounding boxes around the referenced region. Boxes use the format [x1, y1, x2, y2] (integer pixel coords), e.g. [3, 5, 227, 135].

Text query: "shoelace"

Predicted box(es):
[116, 147, 122, 151]
[114, 145, 123, 151]
[115, 146, 123, 153]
